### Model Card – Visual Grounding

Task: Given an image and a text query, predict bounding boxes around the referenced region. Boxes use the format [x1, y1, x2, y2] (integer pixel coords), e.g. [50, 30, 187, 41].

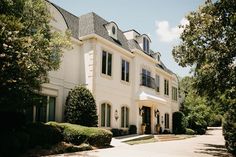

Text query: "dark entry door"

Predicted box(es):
[142, 106, 151, 134]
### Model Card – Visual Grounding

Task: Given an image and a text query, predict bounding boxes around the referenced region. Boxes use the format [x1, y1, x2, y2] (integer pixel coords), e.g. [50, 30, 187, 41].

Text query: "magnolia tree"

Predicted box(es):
[0, 0, 71, 111]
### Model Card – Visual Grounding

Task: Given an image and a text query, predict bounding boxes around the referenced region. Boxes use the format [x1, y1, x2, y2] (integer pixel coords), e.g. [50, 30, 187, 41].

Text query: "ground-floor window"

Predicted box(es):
[121, 106, 129, 128]
[35, 95, 56, 122]
[164, 113, 169, 129]
[101, 103, 111, 127]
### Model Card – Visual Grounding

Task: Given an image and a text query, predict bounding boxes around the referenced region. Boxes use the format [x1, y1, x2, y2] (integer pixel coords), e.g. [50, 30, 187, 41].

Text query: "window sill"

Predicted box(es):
[101, 73, 113, 80]
[120, 80, 130, 86]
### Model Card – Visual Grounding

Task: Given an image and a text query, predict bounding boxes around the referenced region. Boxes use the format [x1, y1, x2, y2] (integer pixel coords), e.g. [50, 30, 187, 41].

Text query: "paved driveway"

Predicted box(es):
[49, 127, 232, 157]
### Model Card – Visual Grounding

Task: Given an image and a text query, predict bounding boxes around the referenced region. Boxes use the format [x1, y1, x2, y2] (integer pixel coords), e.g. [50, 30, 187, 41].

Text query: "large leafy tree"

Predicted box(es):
[0, 0, 70, 111]
[173, 0, 235, 154]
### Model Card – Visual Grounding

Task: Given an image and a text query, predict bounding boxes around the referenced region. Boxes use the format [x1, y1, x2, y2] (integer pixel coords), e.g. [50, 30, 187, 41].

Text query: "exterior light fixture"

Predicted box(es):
[114, 109, 119, 121]
[154, 109, 159, 117]
[139, 107, 144, 116]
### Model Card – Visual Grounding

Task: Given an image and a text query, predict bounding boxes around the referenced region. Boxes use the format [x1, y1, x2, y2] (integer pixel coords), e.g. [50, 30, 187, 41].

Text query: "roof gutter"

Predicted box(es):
[80, 34, 135, 58]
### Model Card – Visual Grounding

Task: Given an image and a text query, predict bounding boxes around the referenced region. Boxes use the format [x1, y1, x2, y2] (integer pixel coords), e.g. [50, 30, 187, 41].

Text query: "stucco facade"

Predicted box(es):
[34, 1, 179, 134]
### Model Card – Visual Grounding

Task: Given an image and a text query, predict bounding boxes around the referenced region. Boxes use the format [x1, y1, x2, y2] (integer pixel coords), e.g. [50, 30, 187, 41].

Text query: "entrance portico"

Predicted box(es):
[136, 91, 170, 134]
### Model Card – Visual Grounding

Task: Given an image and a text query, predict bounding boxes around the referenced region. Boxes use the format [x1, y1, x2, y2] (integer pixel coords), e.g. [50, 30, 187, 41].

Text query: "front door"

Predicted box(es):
[142, 106, 151, 134]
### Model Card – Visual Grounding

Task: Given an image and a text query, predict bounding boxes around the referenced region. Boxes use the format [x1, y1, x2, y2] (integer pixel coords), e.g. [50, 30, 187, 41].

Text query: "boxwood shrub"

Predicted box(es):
[47, 122, 112, 147]
[26, 122, 63, 147]
[172, 111, 187, 134]
[129, 125, 137, 134]
[185, 128, 195, 135]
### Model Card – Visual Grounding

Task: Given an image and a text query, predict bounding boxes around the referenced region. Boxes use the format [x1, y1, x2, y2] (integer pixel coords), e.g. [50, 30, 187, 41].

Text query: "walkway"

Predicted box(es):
[48, 127, 232, 157]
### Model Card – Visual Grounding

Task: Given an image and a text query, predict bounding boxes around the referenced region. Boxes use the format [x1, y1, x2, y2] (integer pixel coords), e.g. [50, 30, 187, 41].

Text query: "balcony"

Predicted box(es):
[140, 73, 156, 89]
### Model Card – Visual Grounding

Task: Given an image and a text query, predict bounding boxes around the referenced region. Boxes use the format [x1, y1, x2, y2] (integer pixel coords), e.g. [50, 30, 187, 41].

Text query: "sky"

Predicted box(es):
[49, 0, 205, 77]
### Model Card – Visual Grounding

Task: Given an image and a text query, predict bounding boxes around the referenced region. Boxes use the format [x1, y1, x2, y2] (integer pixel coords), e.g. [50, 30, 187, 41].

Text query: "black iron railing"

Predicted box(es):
[140, 73, 156, 89]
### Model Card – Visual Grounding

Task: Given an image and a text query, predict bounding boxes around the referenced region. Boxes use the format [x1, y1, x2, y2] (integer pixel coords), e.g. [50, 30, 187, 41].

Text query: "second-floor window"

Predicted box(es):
[141, 69, 152, 88]
[172, 87, 178, 101]
[121, 59, 130, 82]
[143, 37, 149, 53]
[102, 51, 112, 76]
[155, 74, 160, 92]
[164, 79, 169, 96]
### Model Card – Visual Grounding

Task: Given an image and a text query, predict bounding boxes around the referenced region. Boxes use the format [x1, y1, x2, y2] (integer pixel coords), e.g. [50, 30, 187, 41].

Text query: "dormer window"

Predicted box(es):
[112, 26, 116, 35]
[143, 37, 149, 53]
[105, 22, 118, 40]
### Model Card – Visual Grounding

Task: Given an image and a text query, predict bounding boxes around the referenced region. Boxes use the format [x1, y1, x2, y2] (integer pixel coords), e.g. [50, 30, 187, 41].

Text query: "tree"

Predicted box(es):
[64, 86, 98, 127]
[173, 0, 235, 154]
[0, 0, 71, 111]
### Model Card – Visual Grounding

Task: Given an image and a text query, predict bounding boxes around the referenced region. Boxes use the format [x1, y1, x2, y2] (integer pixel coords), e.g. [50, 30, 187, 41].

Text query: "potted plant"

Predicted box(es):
[156, 124, 161, 134]
[141, 123, 146, 134]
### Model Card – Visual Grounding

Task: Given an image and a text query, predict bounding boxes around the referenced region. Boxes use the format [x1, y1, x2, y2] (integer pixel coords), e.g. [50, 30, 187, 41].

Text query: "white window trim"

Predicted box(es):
[121, 59, 130, 83]
[101, 50, 113, 79]
[121, 106, 129, 128]
[100, 102, 112, 128]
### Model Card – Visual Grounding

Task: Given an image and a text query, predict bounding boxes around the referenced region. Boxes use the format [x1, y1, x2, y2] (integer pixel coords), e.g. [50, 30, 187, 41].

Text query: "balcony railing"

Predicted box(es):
[140, 73, 156, 89]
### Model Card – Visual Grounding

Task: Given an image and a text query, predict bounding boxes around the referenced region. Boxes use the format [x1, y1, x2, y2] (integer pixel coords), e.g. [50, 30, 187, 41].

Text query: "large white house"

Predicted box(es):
[32, 1, 179, 134]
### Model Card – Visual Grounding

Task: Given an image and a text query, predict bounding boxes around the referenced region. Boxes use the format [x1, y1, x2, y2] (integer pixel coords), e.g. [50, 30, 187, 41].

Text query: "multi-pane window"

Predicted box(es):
[35, 96, 56, 122]
[121, 106, 129, 128]
[102, 51, 112, 76]
[164, 79, 169, 95]
[141, 69, 151, 87]
[155, 75, 160, 92]
[165, 113, 169, 129]
[101, 103, 111, 127]
[172, 87, 178, 101]
[121, 59, 130, 82]
[143, 37, 149, 53]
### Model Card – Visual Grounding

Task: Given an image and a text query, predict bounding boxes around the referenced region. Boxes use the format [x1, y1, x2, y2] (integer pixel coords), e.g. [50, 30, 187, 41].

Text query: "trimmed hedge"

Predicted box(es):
[111, 128, 128, 137]
[129, 125, 137, 134]
[223, 107, 236, 155]
[186, 128, 195, 135]
[0, 122, 62, 156]
[47, 122, 112, 147]
[26, 122, 63, 147]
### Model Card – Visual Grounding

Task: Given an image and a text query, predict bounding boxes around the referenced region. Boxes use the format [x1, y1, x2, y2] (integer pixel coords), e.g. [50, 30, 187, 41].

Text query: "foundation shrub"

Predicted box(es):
[64, 86, 98, 127]
[185, 128, 195, 135]
[26, 122, 63, 147]
[47, 122, 112, 147]
[0, 130, 30, 156]
[129, 125, 137, 134]
[172, 111, 187, 134]
[111, 128, 129, 137]
[162, 129, 171, 134]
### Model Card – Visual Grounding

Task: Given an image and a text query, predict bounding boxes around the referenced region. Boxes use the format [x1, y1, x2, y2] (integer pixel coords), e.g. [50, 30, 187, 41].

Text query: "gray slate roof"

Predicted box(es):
[51, 3, 79, 39]
[50, 1, 173, 75]
[79, 12, 130, 51]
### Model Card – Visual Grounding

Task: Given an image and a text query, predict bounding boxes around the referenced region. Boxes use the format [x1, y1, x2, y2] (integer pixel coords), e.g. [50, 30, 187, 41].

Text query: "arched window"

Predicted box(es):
[121, 106, 129, 128]
[164, 113, 169, 129]
[101, 103, 111, 127]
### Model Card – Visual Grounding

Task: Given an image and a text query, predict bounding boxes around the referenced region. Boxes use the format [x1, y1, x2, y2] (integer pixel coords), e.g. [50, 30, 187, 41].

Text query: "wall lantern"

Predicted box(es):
[139, 107, 144, 116]
[154, 109, 160, 118]
[114, 109, 119, 121]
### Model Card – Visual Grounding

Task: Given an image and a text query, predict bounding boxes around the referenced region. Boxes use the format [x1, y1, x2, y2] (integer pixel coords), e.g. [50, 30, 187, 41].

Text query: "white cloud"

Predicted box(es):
[155, 18, 189, 42]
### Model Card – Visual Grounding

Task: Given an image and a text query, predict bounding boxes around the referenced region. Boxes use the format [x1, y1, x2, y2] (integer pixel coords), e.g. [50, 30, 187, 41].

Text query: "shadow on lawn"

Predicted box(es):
[195, 143, 232, 157]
